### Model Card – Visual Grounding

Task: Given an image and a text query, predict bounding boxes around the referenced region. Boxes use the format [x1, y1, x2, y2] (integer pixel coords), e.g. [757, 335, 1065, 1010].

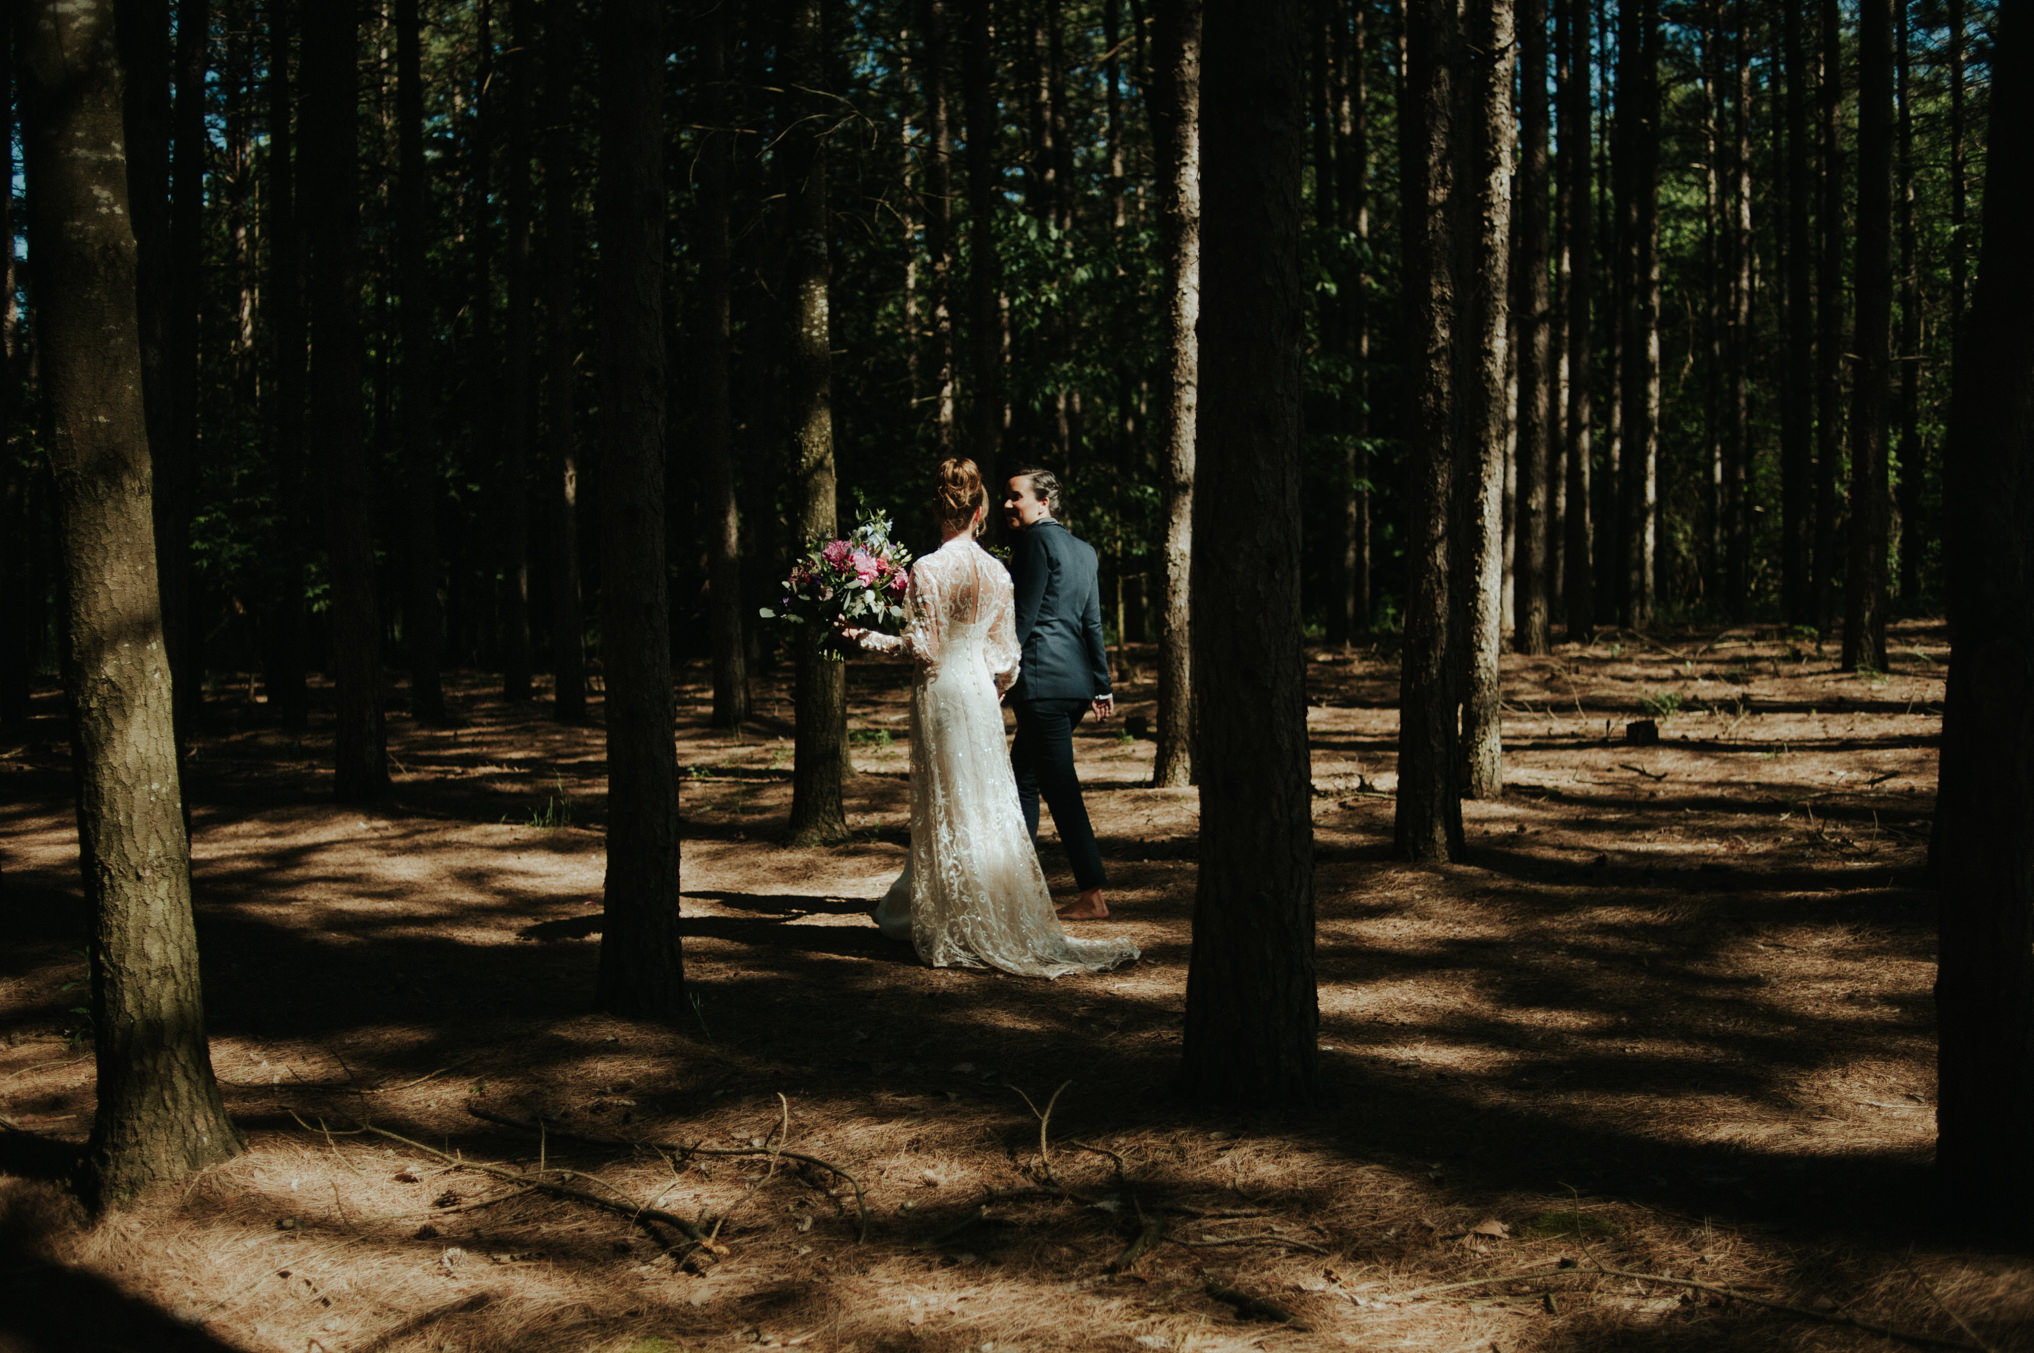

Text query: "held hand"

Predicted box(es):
[833, 617, 869, 646]
[1091, 694, 1114, 722]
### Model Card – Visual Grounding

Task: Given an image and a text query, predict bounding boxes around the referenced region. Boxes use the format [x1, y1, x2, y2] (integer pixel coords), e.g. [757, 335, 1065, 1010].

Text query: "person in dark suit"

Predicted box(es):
[1002, 468, 1115, 920]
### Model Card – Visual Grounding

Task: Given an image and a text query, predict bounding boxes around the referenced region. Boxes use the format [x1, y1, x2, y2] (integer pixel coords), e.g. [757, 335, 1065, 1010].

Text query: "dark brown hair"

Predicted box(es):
[935, 457, 987, 533]
[1009, 466, 1063, 516]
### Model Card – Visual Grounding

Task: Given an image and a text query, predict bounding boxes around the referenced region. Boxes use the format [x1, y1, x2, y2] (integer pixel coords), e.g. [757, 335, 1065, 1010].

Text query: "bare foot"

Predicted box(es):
[1056, 889, 1109, 921]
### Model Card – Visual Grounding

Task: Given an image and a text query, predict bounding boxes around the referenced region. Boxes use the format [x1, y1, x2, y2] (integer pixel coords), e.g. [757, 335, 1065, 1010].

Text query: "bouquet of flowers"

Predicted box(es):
[759, 512, 915, 659]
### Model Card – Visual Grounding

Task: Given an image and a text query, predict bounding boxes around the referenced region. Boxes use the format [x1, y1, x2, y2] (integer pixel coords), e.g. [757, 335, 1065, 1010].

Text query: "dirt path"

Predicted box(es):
[3, 620, 2028, 1352]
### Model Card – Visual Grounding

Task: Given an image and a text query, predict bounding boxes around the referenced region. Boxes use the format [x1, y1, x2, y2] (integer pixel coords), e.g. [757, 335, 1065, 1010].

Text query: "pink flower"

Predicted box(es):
[888, 569, 911, 597]
[821, 539, 853, 570]
[850, 550, 881, 584]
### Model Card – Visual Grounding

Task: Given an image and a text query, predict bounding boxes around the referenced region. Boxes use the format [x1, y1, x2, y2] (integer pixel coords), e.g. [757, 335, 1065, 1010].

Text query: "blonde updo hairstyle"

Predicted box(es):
[934, 457, 987, 535]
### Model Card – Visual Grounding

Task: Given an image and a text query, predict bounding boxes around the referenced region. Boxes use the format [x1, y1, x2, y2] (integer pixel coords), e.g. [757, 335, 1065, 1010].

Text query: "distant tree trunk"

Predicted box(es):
[0, 26, 32, 729]
[1343, 0, 1373, 635]
[1844, 0, 1893, 671]
[1559, 0, 1594, 640]
[18, 0, 244, 1206]
[1457, 0, 1515, 799]
[1894, 5, 1924, 608]
[1947, 0, 1967, 328]
[1814, 0, 1843, 632]
[1722, 0, 1752, 615]
[542, 0, 586, 723]
[694, 4, 743, 731]
[920, 0, 958, 452]
[595, 0, 682, 1019]
[1781, 0, 1814, 624]
[1935, 0, 2034, 1228]
[468, 1, 500, 666]
[161, 0, 207, 733]
[497, 0, 535, 702]
[1395, 0, 1465, 860]
[784, 0, 849, 847]
[263, 0, 310, 729]
[1615, 0, 1660, 628]
[963, 0, 1004, 485]
[1181, 0, 1317, 1109]
[303, 0, 387, 800]
[1513, 0, 1552, 656]
[395, 0, 445, 723]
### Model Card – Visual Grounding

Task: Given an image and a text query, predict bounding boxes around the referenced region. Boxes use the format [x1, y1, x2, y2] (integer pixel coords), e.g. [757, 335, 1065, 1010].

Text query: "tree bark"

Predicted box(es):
[17, 0, 244, 1206]
[1935, 0, 2034, 1227]
[396, 0, 445, 723]
[1513, 0, 1551, 656]
[1814, 0, 1843, 632]
[1559, 0, 1594, 640]
[1615, 0, 1660, 629]
[1395, 0, 1465, 860]
[543, 0, 587, 724]
[784, 0, 850, 847]
[1894, 4, 1923, 609]
[262, 0, 310, 729]
[595, 0, 682, 1019]
[963, 0, 1004, 485]
[1180, 0, 1317, 1109]
[1723, 0, 1752, 615]
[1780, 0, 1814, 624]
[1844, 0, 1893, 671]
[303, 0, 386, 800]
[1148, 0, 1199, 790]
[920, 0, 958, 453]
[498, 0, 536, 702]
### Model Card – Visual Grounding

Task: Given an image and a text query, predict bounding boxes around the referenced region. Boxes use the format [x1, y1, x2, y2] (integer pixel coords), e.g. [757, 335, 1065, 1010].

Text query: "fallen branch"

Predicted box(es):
[1619, 764, 1668, 781]
[1110, 1208, 1167, 1273]
[1010, 1080, 1073, 1190]
[467, 1105, 869, 1242]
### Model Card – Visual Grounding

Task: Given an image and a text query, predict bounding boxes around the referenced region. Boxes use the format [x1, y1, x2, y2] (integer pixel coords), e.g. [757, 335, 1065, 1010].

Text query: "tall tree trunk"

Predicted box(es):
[263, 0, 310, 729]
[1457, 0, 1515, 799]
[0, 25, 32, 729]
[1615, 0, 1660, 628]
[303, 0, 386, 800]
[498, 0, 536, 701]
[468, 1, 499, 668]
[1894, 2, 1923, 608]
[1395, 0, 1465, 860]
[17, 0, 244, 1206]
[698, 2, 743, 731]
[1723, 0, 1752, 615]
[396, 0, 445, 723]
[1814, 0, 1843, 632]
[1934, 0, 2034, 1227]
[1344, 0, 1373, 636]
[595, 0, 682, 1018]
[921, 0, 958, 453]
[1180, 0, 1317, 1109]
[1514, 0, 1552, 656]
[543, 0, 586, 723]
[1781, 0, 1815, 623]
[1844, 0, 1893, 671]
[1947, 0, 1967, 329]
[784, 0, 849, 846]
[1560, 0, 1594, 640]
[963, 0, 1004, 485]
[1148, 0, 1199, 790]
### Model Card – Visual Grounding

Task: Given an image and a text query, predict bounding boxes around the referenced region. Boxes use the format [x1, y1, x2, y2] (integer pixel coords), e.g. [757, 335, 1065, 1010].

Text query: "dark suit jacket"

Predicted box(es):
[1007, 520, 1111, 703]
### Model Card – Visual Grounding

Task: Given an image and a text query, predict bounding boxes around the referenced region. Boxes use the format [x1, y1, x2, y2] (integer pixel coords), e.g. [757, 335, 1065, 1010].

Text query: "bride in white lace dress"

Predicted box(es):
[839, 459, 1139, 978]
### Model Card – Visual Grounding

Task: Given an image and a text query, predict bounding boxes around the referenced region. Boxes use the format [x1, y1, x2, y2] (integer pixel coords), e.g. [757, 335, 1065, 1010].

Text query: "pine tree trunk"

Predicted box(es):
[1149, 0, 1199, 791]
[1844, 0, 1893, 671]
[303, 0, 386, 800]
[396, 0, 445, 723]
[1723, 0, 1752, 615]
[1814, 0, 1843, 633]
[498, 0, 536, 702]
[542, 0, 586, 723]
[784, 0, 849, 847]
[920, 0, 958, 453]
[1395, 0, 1465, 860]
[1935, 0, 2034, 1226]
[963, 0, 1004, 485]
[1781, 0, 1815, 624]
[263, 0, 311, 729]
[1514, 0, 1552, 657]
[595, 0, 682, 1019]
[18, 0, 244, 1206]
[0, 29, 30, 729]
[1894, 5, 1924, 609]
[1344, 1, 1372, 635]
[1457, 0, 1515, 799]
[1615, 0, 1660, 629]
[1559, 0, 1594, 641]
[1180, 0, 1317, 1109]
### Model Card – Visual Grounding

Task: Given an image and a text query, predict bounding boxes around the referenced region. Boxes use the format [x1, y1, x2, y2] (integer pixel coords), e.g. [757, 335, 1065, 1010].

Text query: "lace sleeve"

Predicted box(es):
[859, 558, 942, 668]
[986, 555, 1021, 693]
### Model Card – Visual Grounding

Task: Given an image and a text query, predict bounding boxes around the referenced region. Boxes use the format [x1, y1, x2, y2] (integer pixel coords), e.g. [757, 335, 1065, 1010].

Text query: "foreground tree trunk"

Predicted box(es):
[1935, 0, 2034, 1228]
[18, 0, 243, 1206]
[303, 0, 386, 800]
[1181, 0, 1316, 1109]
[595, 0, 682, 1019]
[1844, 0, 1893, 672]
[1148, 0, 1200, 790]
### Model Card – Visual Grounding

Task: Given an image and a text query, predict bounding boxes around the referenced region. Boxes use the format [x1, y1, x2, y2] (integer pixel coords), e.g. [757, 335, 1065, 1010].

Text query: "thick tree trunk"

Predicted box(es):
[784, 0, 850, 847]
[1935, 0, 2034, 1227]
[303, 0, 386, 800]
[1147, 0, 1200, 791]
[396, 0, 445, 723]
[1395, 0, 1465, 860]
[1559, 0, 1594, 640]
[1181, 0, 1317, 1109]
[1513, 0, 1551, 656]
[595, 0, 682, 1019]
[18, 0, 244, 1206]
[543, 0, 586, 724]
[1781, 0, 1815, 624]
[1844, 0, 1893, 671]
[1458, 0, 1515, 800]
[963, 0, 1004, 485]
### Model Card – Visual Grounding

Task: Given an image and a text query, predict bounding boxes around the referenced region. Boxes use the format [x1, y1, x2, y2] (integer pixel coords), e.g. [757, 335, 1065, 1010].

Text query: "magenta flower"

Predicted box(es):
[850, 549, 881, 583]
[822, 539, 853, 570]
[888, 569, 911, 597]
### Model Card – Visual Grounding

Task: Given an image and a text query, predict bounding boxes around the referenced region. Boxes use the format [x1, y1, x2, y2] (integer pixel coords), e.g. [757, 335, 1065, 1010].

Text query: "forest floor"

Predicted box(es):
[4, 618, 2030, 1353]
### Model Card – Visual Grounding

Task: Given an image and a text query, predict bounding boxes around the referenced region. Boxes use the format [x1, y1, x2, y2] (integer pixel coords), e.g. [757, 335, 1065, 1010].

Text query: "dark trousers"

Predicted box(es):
[1010, 696, 1107, 891]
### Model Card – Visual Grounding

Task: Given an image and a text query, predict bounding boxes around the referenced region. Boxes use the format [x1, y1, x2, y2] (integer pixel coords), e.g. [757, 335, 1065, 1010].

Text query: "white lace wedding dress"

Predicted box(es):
[859, 537, 1139, 978]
